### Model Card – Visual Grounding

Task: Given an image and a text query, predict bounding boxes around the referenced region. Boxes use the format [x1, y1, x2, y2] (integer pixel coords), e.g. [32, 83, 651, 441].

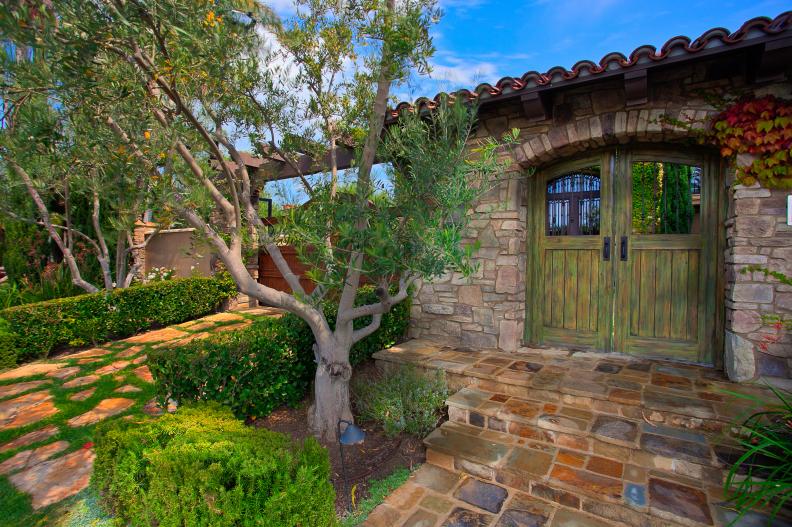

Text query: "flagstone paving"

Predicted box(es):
[67, 398, 136, 428]
[0, 425, 58, 453]
[9, 448, 96, 509]
[94, 360, 131, 376]
[367, 339, 791, 527]
[0, 440, 69, 475]
[68, 387, 96, 402]
[0, 362, 67, 381]
[0, 306, 277, 518]
[0, 391, 59, 429]
[62, 374, 100, 389]
[0, 380, 49, 399]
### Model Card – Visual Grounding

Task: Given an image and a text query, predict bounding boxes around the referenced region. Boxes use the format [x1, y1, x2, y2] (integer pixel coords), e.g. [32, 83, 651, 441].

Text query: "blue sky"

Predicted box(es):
[397, 0, 790, 103]
[265, 0, 790, 204]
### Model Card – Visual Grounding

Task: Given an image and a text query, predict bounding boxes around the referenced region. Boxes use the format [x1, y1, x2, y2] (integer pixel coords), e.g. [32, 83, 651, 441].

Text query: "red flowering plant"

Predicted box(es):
[712, 95, 792, 189]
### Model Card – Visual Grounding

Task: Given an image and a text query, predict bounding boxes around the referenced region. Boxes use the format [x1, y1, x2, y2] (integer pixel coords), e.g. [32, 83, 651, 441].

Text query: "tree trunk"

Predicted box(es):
[309, 342, 354, 443]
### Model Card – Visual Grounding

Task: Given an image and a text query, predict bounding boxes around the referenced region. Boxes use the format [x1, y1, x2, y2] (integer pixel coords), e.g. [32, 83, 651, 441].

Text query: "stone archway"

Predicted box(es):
[508, 107, 720, 168]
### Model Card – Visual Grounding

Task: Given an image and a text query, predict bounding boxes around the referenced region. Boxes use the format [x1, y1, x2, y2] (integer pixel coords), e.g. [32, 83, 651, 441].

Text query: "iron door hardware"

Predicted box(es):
[603, 237, 611, 261]
[620, 236, 628, 261]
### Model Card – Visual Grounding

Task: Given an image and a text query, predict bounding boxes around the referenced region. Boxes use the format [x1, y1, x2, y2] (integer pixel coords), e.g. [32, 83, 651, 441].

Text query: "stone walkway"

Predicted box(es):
[0, 306, 279, 512]
[366, 339, 789, 527]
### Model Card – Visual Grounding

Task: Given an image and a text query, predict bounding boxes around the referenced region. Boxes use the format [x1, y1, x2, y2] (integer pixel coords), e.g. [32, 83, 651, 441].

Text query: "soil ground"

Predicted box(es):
[255, 362, 430, 515]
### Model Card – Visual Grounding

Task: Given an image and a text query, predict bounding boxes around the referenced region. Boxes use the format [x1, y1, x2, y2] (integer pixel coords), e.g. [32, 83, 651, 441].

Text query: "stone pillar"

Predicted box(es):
[131, 221, 157, 283]
[724, 184, 792, 381]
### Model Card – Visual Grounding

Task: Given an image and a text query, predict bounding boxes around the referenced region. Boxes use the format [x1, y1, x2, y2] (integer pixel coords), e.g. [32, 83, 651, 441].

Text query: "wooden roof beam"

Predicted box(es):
[520, 91, 552, 122]
[624, 69, 648, 107]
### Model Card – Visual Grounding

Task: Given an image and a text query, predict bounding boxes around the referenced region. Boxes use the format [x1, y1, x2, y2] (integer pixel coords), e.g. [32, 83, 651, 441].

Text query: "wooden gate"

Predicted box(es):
[258, 245, 316, 294]
[528, 147, 723, 364]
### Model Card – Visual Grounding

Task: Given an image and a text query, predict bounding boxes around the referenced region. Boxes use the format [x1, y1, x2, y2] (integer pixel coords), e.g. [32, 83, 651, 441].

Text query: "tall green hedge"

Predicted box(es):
[0, 318, 17, 370]
[92, 403, 337, 527]
[0, 274, 238, 365]
[149, 286, 410, 419]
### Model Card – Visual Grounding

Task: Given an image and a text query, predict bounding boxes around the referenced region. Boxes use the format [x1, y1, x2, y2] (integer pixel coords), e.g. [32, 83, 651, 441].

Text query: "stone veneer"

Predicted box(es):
[725, 185, 792, 380]
[408, 55, 792, 379]
[409, 176, 527, 351]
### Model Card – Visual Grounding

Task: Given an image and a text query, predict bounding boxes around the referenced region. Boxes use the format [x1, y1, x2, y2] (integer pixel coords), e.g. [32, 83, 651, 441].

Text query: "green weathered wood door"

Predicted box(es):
[528, 148, 720, 364]
[529, 154, 614, 351]
[612, 149, 720, 363]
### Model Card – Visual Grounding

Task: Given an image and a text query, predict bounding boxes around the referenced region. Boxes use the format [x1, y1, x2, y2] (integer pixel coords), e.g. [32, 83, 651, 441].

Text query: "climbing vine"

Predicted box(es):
[712, 95, 792, 189]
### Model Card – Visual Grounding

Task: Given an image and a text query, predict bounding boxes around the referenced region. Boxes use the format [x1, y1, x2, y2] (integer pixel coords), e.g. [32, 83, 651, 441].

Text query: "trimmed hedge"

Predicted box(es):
[0, 274, 237, 364]
[149, 286, 410, 419]
[149, 315, 316, 420]
[0, 318, 17, 370]
[92, 403, 336, 527]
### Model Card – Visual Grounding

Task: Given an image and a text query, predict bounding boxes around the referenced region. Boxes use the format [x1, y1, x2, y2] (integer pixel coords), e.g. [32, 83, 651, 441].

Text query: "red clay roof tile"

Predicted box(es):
[390, 11, 792, 117]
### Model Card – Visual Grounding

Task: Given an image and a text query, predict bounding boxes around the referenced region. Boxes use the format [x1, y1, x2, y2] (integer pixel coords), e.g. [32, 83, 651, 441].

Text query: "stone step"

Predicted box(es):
[446, 386, 726, 473]
[424, 420, 721, 527]
[374, 341, 769, 436]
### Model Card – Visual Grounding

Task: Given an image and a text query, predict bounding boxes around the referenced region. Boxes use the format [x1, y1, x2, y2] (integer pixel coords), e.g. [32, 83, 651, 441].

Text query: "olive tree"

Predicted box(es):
[1, 0, 515, 440]
[0, 46, 162, 292]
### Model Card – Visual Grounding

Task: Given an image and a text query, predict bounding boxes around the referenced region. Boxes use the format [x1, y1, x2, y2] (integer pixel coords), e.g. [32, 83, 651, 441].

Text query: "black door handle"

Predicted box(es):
[620, 236, 628, 261]
[603, 237, 610, 261]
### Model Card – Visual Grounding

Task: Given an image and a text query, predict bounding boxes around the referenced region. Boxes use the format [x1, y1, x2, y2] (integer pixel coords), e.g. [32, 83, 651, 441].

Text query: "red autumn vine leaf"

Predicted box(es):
[712, 95, 792, 189]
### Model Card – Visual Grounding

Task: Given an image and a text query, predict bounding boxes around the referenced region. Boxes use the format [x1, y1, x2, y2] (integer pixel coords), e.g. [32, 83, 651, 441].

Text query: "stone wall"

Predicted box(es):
[409, 176, 527, 351]
[725, 185, 792, 380]
[408, 51, 792, 378]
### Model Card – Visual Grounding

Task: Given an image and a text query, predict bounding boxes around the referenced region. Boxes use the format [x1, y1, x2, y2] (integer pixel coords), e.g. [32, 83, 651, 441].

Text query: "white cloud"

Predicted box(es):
[265, 0, 298, 16]
[429, 60, 499, 87]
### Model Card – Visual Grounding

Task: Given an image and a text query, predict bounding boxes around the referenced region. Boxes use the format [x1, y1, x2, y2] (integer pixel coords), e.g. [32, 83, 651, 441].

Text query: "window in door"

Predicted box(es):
[631, 162, 701, 235]
[546, 167, 601, 236]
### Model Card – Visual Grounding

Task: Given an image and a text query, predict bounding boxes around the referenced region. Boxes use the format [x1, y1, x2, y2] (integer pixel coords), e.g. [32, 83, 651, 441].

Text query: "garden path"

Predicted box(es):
[0, 306, 281, 512]
[365, 339, 791, 527]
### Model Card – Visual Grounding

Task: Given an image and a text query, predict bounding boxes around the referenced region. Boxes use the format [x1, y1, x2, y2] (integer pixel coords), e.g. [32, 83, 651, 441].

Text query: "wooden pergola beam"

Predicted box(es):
[255, 145, 358, 181]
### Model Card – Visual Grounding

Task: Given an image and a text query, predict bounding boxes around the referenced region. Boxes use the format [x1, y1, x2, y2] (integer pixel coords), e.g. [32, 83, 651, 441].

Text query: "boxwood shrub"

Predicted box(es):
[149, 286, 410, 419]
[92, 403, 336, 527]
[149, 315, 316, 419]
[0, 274, 237, 364]
[0, 318, 17, 370]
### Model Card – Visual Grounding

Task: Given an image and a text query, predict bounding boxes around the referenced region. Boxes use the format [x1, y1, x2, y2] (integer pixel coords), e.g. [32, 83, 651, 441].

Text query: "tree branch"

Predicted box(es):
[103, 114, 237, 226]
[174, 198, 329, 336]
[337, 0, 396, 328]
[351, 313, 382, 344]
[6, 158, 99, 293]
[0, 206, 102, 255]
[243, 90, 315, 197]
[341, 273, 414, 322]
[91, 189, 114, 290]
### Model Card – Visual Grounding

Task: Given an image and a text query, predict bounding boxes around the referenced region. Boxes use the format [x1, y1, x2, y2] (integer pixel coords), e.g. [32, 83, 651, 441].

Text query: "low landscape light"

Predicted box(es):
[337, 419, 365, 510]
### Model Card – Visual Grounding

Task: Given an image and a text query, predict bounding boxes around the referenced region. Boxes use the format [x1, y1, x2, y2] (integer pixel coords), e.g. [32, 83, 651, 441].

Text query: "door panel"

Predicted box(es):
[613, 152, 715, 362]
[534, 157, 612, 351]
[542, 247, 601, 332]
[629, 247, 699, 341]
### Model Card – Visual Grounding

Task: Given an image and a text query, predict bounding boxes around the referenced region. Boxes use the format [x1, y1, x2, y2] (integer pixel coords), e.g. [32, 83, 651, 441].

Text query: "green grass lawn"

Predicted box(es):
[339, 467, 415, 527]
[0, 312, 261, 527]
